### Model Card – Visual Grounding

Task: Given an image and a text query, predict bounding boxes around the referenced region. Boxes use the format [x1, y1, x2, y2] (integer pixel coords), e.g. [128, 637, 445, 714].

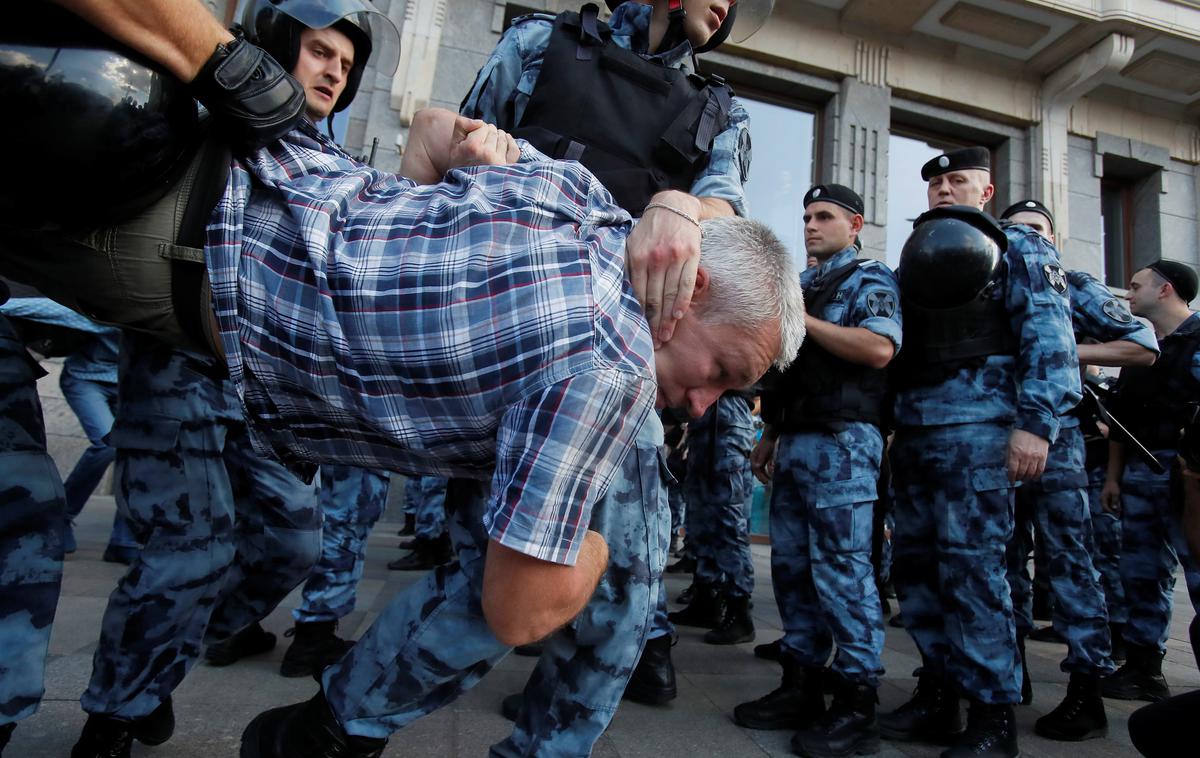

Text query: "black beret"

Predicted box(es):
[921, 147, 991, 181]
[1000, 199, 1055, 232]
[1147, 259, 1199, 303]
[803, 183, 864, 216]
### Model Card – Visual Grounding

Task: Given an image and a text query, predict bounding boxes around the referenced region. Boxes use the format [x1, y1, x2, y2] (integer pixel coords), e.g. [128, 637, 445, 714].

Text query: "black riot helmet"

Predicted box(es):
[241, 0, 400, 113]
[898, 206, 1008, 310]
[606, 0, 774, 54]
[0, 4, 201, 231]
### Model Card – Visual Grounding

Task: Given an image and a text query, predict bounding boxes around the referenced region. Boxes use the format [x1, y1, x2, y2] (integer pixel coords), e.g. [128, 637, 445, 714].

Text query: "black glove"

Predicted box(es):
[191, 34, 306, 154]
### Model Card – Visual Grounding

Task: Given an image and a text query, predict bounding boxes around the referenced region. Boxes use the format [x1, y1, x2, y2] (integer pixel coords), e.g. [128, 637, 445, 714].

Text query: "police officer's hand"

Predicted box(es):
[750, 434, 777, 485]
[448, 118, 518, 170]
[628, 191, 704, 347]
[1101, 479, 1122, 515]
[1006, 429, 1049, 483]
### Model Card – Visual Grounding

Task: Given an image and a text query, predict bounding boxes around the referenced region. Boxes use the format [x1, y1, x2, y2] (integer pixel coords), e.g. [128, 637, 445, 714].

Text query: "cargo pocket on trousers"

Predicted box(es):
[812, 476, 877, 554]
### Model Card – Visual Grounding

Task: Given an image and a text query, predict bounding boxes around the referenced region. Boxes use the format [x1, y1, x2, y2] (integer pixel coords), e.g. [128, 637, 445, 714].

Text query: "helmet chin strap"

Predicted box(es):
[658, 0, 690, 53]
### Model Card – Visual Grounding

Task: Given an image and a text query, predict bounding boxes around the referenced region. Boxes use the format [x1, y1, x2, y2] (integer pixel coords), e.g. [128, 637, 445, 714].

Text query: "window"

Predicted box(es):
[1101, 178, 1134, 289]
[738, 95, 816, 268]
[884, 132, 990, 269]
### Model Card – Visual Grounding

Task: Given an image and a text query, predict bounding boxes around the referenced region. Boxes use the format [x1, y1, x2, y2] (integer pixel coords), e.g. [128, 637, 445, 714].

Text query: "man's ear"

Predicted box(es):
[850, 213, 865, 234]
[692, 266, 710, 303]
[981, 181, 996, 205]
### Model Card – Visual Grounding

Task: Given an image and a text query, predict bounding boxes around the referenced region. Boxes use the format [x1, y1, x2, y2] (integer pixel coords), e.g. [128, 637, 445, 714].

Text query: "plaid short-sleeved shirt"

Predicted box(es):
[205, 123, 656, 565]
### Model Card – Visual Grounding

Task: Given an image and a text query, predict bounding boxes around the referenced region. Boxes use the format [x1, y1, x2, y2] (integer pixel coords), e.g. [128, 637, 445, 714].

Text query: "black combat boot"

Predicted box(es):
[791, 672, 879, 758]
[704, 593, 754, 645]
[0, 722, 14, 757]
[1028, 624, 1066, 644]
[1016, 634, 1033, 705]
[386, 533, 452, 571]
[733, 656, 826, 730]
[71, 715, 133, 758]
[130, 697, 175, 746]
[878, 671, 962, 744]
[240, 692, 386, 758]
[624, 634, 677, 704]
[280, 621, 355, 679]
[1101, 644, 1170, 702]
[668, 582, 724, 628]
[205, 621, 277, 666]
[1035, 672, 1108, 741]
[754, 637, 784, 662]
[664, 555, 696, 574]
[1108, 622, 1126, 665]
[397, 512, 415, 536]
[940, 700, 1018, 758]
[676, 581, 696, 605]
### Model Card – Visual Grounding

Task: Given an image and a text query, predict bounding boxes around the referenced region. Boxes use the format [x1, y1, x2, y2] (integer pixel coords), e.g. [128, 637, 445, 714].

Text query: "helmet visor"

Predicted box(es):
[269, 0, 400, 75]
[730, 0, 774, 43]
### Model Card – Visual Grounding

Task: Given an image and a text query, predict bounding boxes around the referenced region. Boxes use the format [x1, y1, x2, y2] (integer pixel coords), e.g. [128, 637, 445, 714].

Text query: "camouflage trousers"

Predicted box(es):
[1086, 463, 1126, 625]
[293, 465, 390, 625]
[1005, 425, 1113, 675]
[0, 317, 66, 726]
[770, 424, 885, 687]
[684, 394, 755, 597]
[324, 420, 669, 757]
[83, 335, 321, 719]
[403, 475, 448, 541]
[1119, 452, 1200, 651]
[890, 422, 1021, 704]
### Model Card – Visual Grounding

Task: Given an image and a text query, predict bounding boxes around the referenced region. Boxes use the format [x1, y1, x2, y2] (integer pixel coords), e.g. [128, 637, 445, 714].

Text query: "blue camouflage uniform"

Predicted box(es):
[82, 333, 321, 720]
[1086, 449, 1125, 626]
[323, 416, 669, 756]
[0, 312, 66, 728]
[685, 395, 757, 598]
[767, 246, 900, 686]
[1114, 312, 1200, 652]
[890, 225, 1081, 704]
[1006, 270, 1157, 675]
[403, 475, 448, 541]
[293, 465, 390, 626]
[460, 0, 751, 642]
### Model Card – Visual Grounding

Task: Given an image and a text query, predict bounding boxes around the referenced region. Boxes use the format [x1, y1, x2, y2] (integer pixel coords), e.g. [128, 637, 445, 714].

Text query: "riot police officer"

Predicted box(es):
[1101, 259, 1200, 703]
[738, 184, 901, 758]
[881, 149, 1081, 758]
[1000, 200, 1158, 741]
[0, 283, 68, 755]
[460, 0, 766, 743]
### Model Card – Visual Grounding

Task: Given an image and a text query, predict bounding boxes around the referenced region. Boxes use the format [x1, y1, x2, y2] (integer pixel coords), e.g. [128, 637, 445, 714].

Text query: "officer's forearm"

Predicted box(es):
[481, 530, 609, 646]
[1077, 341, 1156, 368]
[805, 317, 896, 369]
[1106, 441, 1127, 485]
[50, 0, 233, 83]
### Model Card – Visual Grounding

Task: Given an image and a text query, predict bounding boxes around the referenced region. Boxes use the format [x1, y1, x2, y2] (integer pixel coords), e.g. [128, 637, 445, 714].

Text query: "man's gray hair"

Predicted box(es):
[697, 216, 806, 370]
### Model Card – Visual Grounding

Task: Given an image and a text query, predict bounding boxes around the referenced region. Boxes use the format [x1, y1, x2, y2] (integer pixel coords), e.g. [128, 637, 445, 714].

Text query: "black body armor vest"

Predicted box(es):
[761, 261, 889, 428]
[512, 4, 733, 212]
[893, 268, 1016, 386]
[1115, 317, 1200, 451]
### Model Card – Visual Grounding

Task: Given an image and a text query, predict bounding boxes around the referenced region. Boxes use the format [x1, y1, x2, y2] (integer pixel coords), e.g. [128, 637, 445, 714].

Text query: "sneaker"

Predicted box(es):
[205, 622, 277, 666]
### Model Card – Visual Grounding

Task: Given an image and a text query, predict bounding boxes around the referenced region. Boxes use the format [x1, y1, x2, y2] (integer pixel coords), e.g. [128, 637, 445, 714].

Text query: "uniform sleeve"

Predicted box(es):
[459, 16, 554, 130]
[483, 367, 655, 566]
[688, 97, 750, 216]
[1004, 229, 1082, 442]
[1070, 273, 1160, 354]
[847, 262, 903, 353]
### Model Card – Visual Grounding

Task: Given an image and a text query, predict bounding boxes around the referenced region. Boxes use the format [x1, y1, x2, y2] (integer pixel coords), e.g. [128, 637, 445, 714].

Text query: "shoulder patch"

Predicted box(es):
[737, 129, 752, 184]
[1102, 298, 1134, 323]
[1043, 263, 1068, 295]
[866, 291, 897, 319]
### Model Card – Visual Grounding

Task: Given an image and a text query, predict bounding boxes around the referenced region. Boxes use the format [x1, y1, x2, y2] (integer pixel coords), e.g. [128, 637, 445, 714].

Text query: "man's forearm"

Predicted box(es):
[481, 530, 609, 646]
[1077, 341, 1156, 368]
[51, 0, 232, 82]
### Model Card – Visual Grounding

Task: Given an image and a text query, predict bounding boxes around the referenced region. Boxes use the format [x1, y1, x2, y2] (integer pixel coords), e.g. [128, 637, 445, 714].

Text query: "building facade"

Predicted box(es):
[204, 0, 1200, 287]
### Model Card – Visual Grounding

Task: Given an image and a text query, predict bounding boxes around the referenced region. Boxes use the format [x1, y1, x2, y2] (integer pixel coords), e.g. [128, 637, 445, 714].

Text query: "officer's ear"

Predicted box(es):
[849, 213, 865, 235]
[981, 181, 996, 206]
